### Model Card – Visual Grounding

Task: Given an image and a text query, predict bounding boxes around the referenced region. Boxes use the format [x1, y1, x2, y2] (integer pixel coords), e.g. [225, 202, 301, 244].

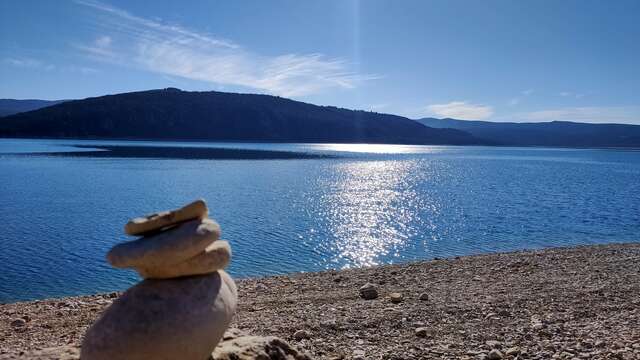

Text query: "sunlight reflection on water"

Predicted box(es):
[307, 143, 450, 154]
[318, 160, 427, 267]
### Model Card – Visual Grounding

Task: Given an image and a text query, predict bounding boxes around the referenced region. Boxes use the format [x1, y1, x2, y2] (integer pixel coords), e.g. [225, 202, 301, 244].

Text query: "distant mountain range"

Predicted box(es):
[0, 99, 67, 117]
[0, 88, 480, 145]
[417, 118, 640, 148]
[1, 89, 639, 147]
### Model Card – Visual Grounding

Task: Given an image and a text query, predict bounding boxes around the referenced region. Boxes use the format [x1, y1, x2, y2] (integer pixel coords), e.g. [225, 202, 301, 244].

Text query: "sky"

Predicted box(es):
[1, 0, 639, 124]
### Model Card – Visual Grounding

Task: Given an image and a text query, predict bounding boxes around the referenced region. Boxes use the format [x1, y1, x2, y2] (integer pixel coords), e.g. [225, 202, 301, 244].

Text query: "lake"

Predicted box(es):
[1, 139, 639, 302]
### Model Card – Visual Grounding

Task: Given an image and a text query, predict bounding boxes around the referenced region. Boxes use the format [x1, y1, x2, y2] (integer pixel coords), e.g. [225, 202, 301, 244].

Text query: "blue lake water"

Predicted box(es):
[1, 139, 639, 302]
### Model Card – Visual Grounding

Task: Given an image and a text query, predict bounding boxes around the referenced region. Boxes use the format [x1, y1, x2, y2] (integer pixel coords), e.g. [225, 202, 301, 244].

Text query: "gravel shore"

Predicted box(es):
[2, 243, 639, 359]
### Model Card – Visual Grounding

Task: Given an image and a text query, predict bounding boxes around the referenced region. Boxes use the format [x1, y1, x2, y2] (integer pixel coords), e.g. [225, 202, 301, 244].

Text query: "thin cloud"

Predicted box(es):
[73, 0, 378, 97]
[79, 67, 100, 74]
[95, 35, 112, 48]
[559, 91, 585, 99]
[427, 101, 494, 120]
[74, 0, 237, 49]
[521, 106, 640, 124]
[509, 89, 533, 107]
[3, 57, 98, 76]
[3, 57, 55, 71]
[75, 35, 119, 60]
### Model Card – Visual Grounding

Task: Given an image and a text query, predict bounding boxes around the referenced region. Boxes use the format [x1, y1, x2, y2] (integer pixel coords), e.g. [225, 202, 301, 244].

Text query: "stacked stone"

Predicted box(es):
[81, 200, 237, 360]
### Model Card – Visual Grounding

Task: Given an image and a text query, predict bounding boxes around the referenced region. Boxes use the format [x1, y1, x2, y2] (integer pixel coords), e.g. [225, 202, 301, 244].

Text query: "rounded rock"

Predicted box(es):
[415, 327, 430, 338]
[81, 270, 237, 360]
[136, 240, 231, 279]
[213, 334, 311, 360]
[124, 199, 208, 236]
[531, 322, 545, 331]
[359, 283, 378, 300]
[293, 330, 311, 341]
[107, 218, 220, 270]
[389, 292, 403, 303]
[505, 347, 520, 356]
[10, 318, 26, 328]
[352, 349, 366, 360]
[487, 349, 504, 360]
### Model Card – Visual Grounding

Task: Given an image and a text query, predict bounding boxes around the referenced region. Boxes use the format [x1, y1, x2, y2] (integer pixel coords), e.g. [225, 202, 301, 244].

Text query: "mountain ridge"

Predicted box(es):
[0, 99, 67, 117]
[3, 89, 639, 147]
[0, 88, 482, 145]
[416, 117, 640, 148]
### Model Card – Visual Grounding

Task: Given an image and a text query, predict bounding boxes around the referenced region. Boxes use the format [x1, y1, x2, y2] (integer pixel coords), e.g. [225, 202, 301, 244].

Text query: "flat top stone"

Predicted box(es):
[124, 199, 208, 236]
[108, 218, 220, 269]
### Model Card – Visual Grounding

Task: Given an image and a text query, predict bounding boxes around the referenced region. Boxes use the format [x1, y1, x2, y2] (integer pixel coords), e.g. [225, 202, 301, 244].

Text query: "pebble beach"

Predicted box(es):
[1, 243, 639, 359]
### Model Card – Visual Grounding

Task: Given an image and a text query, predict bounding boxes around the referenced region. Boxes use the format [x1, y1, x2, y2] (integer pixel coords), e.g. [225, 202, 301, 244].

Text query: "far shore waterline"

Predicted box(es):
[1, 136, 640, 152]
[9, 144, 339, 160]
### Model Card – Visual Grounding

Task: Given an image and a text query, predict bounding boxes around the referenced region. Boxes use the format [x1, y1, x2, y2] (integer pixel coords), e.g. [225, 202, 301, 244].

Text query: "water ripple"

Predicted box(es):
[1, 139, 639, 302]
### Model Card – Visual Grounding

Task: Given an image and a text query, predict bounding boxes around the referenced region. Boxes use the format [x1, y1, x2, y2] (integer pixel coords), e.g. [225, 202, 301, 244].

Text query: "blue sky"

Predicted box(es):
[1, 0, 639, 123]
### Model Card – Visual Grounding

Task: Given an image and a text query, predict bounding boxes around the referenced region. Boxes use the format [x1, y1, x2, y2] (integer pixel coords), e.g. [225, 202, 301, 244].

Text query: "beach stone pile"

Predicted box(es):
[212, 329, 312, 360]
[81, 200, 237, 360]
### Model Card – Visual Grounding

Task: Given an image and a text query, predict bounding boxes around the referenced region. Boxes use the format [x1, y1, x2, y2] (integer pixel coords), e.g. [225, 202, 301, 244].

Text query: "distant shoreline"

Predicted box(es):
[2, 243, 639, 359]
[0, 135, 487, 147]
[9, 144, 338, 160]
[1, 136, 639, 151]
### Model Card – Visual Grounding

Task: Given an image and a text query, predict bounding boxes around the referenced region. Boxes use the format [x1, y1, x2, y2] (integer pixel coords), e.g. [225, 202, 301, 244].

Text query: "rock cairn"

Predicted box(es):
[81, 199, 237, 360]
